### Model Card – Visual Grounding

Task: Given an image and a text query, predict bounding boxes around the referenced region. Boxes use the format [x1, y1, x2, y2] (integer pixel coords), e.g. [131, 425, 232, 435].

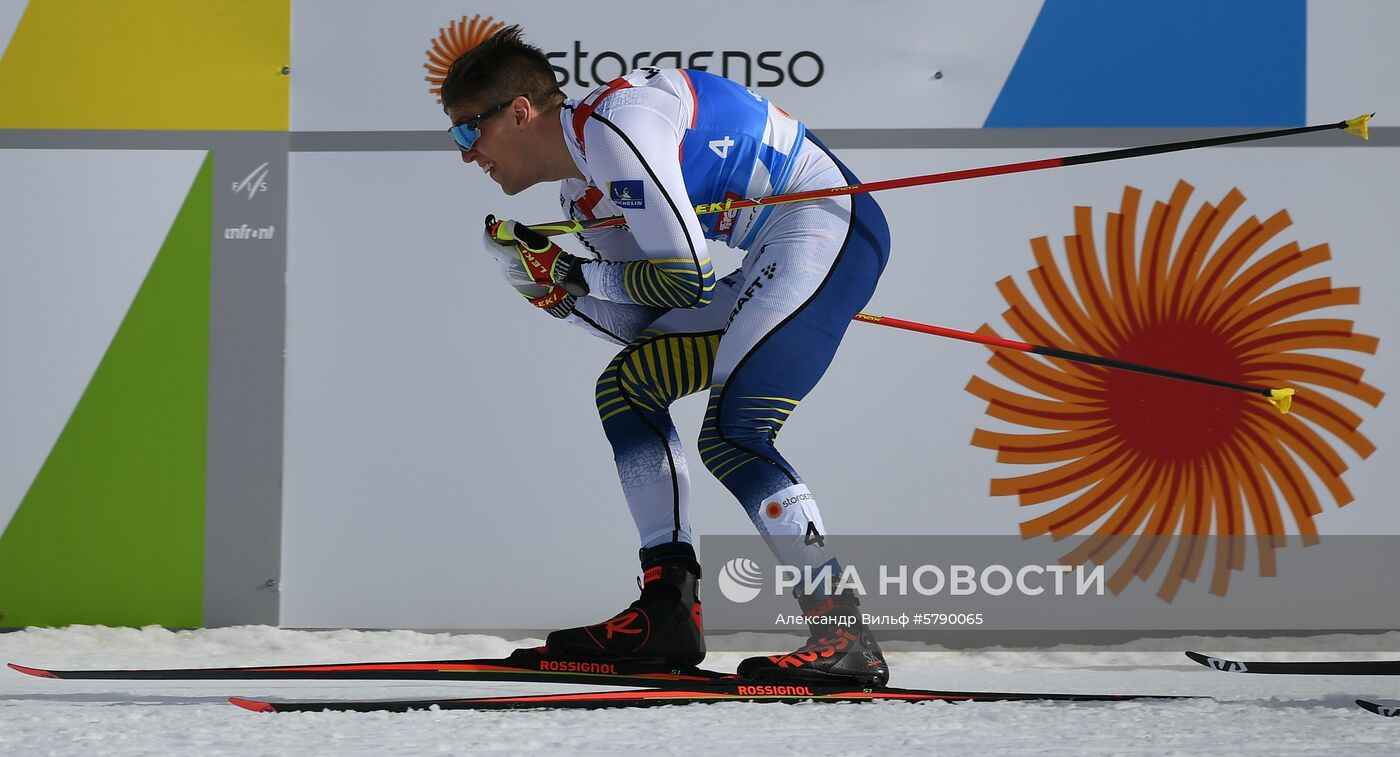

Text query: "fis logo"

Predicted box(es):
[609, 180, 646, 209]
[232, 162, 270, 199]
[717, 557, 764, 603]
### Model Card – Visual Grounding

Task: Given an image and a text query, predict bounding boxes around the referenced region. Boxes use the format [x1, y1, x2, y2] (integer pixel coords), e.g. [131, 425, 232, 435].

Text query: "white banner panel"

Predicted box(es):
[290, 0, 1042, 131]
[283, 144, 1398, 628]
[292, 0, 1398, 132]
[281, 1, 1398, 629]
[1307, 1, 1400, 125]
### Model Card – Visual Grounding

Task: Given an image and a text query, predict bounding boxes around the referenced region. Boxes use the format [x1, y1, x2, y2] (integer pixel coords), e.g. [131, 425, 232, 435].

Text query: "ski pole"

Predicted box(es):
[851, 312, 1295, 415]
[527, 114, 1372, 238]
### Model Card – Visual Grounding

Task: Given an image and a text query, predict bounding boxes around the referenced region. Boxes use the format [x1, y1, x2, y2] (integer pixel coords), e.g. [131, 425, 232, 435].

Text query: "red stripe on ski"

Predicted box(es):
[229, 697, 277, 713]
[247, 662, 524, 673]
[7, 663, 59, 679]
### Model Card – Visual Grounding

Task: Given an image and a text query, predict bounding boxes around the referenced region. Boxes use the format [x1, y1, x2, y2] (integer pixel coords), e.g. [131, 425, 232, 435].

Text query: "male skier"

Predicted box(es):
[443, 26, 891, 685]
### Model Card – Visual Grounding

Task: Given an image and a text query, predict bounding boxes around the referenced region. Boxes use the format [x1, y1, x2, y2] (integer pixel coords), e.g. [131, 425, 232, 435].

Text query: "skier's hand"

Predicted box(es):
[480, 215, 578, 318]
[483, 216, 590, 296]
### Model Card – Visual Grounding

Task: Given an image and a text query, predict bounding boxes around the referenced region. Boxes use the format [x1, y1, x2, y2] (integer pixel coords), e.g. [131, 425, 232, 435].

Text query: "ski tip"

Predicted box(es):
[1357, 699, 1400, 717]
[229, 697, 277, 713]
[1183, 651, 1211, 666]
[7, 663, 59, 679]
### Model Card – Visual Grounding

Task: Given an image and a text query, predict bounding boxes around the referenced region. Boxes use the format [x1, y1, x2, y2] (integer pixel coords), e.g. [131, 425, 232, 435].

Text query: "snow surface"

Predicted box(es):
[3, 626, 1400, 756]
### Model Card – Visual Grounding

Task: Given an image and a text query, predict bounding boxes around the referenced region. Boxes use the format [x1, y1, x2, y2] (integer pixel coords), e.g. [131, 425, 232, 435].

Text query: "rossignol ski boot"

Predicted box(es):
[544, 543, 705, 668]
[737, 592, 889, 686]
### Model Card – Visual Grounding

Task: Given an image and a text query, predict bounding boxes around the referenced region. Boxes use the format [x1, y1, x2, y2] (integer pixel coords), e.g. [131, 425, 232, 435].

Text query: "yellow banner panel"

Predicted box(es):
[0, 0, 288, 130]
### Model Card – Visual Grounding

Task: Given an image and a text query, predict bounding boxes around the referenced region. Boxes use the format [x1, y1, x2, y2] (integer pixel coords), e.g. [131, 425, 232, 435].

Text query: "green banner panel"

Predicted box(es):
[0, 156, 212, 628]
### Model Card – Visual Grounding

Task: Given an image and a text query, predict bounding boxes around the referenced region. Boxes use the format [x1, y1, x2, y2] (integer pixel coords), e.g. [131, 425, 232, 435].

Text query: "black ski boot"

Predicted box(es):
[737, 593, 888, 686]
[544, 543, 706, 668]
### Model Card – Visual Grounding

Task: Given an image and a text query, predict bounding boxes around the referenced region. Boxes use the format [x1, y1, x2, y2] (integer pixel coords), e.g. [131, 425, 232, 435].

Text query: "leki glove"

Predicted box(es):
[481, 215, 581, 318]
[484, 215, 590, 297]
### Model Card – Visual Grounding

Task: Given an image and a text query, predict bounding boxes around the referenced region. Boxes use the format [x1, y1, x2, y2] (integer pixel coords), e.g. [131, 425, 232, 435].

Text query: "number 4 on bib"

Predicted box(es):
[709, 136, 735, 158]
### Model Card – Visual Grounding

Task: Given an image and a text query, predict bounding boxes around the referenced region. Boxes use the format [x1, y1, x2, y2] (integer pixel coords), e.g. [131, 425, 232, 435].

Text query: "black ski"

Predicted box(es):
[9, 648, 1201, 711]
[230, 682, 1197, 712]
[1185, 651, 1400, 676]
[8, 648, 726, 688]
[1357, 699, 1400, 717]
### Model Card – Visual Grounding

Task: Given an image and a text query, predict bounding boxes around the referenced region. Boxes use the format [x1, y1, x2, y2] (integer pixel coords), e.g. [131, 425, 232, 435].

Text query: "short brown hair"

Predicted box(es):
[440, 26, 565, 112]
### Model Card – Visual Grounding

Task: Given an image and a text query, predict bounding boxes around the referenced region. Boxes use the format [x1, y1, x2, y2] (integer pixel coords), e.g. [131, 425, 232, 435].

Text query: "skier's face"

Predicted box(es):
[447, 96, 531, 195]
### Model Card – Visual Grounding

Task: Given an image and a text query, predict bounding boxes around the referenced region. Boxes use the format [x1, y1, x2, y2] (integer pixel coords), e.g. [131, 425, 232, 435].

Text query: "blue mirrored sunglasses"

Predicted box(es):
[448, 99, 515, 152]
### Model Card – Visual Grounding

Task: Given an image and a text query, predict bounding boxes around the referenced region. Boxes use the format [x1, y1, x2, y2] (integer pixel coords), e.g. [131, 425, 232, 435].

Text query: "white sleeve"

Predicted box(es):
[576, 92, 716, 309]
[553, 184, 663, 346]
[562, 299, 665, 346]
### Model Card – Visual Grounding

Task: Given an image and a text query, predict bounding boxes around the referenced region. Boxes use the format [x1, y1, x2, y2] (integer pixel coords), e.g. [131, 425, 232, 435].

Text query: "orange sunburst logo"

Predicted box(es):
[424, 15, 508, 103]
[967, 181, 1383, 601]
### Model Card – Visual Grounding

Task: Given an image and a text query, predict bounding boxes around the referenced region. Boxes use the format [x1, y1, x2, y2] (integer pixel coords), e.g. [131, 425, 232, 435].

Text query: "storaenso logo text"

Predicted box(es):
[423, 17, 825, 99]
[548, 42, 824, 89]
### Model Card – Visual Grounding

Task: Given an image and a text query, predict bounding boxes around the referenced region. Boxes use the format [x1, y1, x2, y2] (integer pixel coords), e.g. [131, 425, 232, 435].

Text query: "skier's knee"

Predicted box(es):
[595, 357, 629, 422]
[697, 412, 759, 479]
